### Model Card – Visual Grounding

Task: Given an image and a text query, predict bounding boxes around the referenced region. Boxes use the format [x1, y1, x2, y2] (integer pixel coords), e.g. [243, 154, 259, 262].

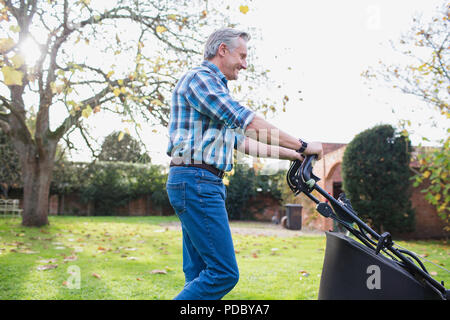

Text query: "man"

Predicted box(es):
[166, 28, 323, 300]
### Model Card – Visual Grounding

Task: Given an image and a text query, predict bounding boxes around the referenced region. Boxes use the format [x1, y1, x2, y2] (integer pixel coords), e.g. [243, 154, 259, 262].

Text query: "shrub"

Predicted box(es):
[342, 124, 415, 233]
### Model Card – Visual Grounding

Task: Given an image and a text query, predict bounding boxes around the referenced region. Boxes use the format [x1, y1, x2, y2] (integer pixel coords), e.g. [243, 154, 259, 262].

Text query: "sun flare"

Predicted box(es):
[19, 37, 41, 67]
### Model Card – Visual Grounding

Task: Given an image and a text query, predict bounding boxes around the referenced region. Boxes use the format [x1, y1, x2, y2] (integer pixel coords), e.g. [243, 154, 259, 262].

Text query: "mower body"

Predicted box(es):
[318, 232, 442, 300]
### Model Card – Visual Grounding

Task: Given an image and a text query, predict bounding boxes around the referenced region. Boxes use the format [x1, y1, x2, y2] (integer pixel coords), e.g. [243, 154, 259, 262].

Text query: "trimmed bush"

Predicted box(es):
[342, 124, 415, 233]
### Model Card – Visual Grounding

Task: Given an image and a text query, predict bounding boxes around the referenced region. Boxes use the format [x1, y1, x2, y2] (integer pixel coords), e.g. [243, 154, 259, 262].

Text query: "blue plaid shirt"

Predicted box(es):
[167, 60, 255, 171]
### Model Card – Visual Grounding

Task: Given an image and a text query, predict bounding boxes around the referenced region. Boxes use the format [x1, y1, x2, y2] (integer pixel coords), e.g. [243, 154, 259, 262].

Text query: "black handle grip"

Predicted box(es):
[301, 154, 318, 183]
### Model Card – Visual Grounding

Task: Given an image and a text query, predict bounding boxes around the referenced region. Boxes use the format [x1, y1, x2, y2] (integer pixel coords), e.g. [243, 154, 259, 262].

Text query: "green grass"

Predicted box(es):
[0, 216, 448, 300]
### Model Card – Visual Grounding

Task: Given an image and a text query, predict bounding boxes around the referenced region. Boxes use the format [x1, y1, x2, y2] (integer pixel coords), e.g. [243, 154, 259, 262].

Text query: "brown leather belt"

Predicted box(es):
[170, 160, 225, 179]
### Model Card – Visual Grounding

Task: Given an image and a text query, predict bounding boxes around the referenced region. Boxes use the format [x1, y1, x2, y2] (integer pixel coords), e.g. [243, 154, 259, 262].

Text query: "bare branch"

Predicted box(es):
[51, 84, 112, 140]
[77, 122, 99, 159]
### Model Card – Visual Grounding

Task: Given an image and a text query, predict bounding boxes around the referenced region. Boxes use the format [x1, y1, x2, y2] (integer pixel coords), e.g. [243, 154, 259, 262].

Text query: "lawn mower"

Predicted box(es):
[287, 155, 449, 300]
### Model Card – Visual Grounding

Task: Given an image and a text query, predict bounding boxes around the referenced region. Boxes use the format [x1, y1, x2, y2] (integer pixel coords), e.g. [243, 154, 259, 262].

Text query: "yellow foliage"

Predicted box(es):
[1, 66, 23, 85]
[151, 99, 163, 106]
[239, 5, 249, 14]
[82, 105, 92, 119]
[50, 82, 64, 94]
[156, 25, 167, 33]
[11, 54, 25, 68]
[0, 38, 15, 53]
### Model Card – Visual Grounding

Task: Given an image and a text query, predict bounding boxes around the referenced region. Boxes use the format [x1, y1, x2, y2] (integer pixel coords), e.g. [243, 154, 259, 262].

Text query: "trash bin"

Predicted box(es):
[284, 204, 302, 230]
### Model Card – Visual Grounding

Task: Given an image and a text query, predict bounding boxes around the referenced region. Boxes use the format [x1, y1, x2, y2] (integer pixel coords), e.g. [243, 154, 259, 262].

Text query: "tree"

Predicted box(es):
[0, 128, 20, 197]
[362, 2, 449, 228]
[342, 124, 415, 234]
[98, 131, 150, 163]
[0, 0, 275, 226]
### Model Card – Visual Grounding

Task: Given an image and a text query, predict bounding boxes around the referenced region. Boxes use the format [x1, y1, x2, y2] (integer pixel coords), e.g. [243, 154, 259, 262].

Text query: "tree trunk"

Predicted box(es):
[20, 144, 57, 227]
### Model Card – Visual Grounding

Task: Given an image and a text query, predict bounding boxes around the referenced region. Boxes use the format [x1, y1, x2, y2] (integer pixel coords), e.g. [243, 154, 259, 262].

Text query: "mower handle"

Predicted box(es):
[300, 154, 319, 187]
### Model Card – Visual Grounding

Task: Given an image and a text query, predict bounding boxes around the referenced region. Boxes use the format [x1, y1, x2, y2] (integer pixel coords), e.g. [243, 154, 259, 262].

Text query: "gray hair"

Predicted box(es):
[203, 28, 250, 60]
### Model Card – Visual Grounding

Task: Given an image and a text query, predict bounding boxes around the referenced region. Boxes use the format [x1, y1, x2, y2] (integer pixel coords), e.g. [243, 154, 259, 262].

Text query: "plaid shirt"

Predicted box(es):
[167, 60, 255, 171]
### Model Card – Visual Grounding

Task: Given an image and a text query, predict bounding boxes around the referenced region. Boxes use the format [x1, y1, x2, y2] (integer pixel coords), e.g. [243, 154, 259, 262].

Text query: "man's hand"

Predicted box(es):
[303, 141, 323, 160]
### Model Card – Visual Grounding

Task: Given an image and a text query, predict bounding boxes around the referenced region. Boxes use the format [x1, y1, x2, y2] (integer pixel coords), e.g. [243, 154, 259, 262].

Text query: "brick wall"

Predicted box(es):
[397, 180, 448, 239]
[247, 194, 281, 221]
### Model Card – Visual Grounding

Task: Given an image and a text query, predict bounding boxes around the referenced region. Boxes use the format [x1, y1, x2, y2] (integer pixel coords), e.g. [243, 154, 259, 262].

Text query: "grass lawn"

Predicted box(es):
[0, 216, 448, 300]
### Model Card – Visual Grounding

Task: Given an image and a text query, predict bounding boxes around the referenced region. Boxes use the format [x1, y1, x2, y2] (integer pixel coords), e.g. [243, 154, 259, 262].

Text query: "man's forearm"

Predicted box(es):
[245, 113, 324, 160]
[240, 137, 300, 161]
[245, 114, 301, 150]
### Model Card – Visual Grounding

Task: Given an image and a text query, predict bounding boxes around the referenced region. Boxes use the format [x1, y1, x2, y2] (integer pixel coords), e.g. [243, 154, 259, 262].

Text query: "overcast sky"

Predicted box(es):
[68, 0, 447, 165]
[243, 0, 446, 143]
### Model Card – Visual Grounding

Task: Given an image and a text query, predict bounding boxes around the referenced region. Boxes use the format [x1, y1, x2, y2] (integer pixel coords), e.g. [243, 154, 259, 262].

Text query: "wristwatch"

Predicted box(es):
[297, 139, 308, 153]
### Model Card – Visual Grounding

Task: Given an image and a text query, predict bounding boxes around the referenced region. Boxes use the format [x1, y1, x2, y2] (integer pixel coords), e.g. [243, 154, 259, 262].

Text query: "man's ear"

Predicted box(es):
[217, 43, 227, 57]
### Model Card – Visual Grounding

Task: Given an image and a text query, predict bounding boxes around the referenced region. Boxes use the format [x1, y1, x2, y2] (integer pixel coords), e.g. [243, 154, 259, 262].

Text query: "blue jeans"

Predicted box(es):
[166, 166, 239, 300]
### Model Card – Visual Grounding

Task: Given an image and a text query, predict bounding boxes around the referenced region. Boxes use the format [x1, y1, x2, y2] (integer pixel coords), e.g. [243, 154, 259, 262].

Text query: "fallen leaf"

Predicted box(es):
[38, 258, 57, 264]
[37, 264, 58, 271]
[127, 256, 138, 260]
[63, 255, 78, 262]
[298, 270, 310, 277]
[150, 269, 167, 274]
[136, 278, 144, 281]
[92, 272, 101, 279]
[19, 249, 39, 254]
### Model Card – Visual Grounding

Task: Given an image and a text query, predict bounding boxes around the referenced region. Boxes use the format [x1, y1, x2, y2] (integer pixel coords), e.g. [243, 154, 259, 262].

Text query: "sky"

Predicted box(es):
[64, 0, 447, 165]
[236, 0, 447, 141]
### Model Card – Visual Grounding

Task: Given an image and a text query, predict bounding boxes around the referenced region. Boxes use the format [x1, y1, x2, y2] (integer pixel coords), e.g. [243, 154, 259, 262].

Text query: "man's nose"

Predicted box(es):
[241, 60, 247, 70]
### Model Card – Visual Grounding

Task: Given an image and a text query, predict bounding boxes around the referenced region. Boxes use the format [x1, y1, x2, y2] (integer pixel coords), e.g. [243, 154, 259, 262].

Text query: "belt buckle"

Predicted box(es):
[218, 171, 225, 179]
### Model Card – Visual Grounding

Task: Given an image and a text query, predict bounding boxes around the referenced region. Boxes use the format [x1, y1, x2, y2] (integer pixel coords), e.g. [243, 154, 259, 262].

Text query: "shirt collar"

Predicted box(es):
[201, 60, 228, 86]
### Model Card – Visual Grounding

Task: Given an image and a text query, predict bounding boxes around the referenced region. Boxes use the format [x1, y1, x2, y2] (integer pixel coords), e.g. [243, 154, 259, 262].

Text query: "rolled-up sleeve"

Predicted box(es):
[186, 72, 255, 130]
